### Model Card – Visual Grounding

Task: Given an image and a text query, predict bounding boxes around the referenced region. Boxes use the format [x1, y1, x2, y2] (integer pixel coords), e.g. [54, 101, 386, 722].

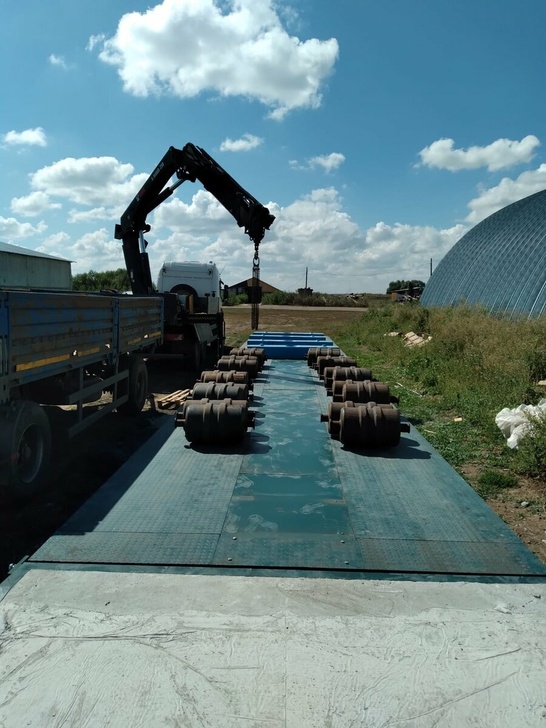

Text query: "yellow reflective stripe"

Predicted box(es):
[16, 353, 71, 371]
[126, 330, 162, 346]
[15, 347, 103, 371]
[77, 347, 101, 357]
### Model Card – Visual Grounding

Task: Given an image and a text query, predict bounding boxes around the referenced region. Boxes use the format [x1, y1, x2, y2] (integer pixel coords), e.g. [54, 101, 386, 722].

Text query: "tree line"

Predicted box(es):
[72, 269, 425, 297]
[72, 269, 131, 292]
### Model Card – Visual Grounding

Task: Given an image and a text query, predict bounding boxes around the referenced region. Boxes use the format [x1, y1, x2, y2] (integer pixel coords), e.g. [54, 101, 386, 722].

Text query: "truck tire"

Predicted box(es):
[0, 400, 52, 501]
[117, 355, 148, 416]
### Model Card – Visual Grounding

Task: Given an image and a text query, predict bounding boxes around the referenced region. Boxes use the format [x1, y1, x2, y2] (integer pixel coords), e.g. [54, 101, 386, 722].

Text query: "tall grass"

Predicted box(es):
[335, 303, 546, 480]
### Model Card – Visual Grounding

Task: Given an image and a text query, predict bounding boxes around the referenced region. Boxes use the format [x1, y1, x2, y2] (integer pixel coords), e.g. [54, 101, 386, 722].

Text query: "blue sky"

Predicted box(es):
[2, 0, 545, 293]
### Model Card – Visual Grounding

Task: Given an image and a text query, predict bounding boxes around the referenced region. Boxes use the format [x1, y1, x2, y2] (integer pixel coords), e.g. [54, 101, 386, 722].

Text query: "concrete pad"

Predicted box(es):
[1, 569, 545, 727]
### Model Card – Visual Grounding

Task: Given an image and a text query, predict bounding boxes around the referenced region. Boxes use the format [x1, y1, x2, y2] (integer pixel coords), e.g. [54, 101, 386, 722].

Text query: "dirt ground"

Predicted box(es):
[1, 304, 544, 582]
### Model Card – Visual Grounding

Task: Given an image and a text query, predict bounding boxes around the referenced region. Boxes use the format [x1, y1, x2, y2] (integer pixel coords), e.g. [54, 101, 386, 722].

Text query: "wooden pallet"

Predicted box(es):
[157, 388, 192, 410]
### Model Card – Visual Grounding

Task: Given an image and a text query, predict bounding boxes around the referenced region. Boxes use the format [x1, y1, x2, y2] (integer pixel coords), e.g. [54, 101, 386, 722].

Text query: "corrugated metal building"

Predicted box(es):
[0, 241, 72, 290]
[420, 190, 546, 318]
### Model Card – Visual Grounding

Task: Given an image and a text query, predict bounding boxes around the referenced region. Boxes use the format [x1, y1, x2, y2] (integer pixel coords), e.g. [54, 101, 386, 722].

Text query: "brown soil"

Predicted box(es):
[1, 304, 544, 582]
[459, 464, 546, 566]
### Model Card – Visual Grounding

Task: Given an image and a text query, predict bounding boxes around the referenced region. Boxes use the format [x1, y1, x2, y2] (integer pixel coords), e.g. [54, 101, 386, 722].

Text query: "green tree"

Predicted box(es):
[72, 268, 131, 292]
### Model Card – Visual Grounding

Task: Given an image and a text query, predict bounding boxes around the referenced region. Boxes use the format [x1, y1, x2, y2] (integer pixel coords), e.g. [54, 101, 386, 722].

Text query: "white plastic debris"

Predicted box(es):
[495, 399, 546, 449]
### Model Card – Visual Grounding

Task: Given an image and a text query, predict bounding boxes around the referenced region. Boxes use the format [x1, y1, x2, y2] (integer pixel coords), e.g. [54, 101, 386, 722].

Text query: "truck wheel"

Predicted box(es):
[117, 355, 148, 416]
[0, 401, 52, 500]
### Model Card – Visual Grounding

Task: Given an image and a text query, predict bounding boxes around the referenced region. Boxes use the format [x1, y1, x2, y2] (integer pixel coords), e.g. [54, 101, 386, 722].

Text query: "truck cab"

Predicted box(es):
[157, 261, 221, 314]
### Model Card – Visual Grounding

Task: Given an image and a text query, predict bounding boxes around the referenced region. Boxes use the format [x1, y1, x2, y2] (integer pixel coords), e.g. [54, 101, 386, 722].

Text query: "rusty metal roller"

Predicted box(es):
[325, 365, 373, 394]
[306, 347, 341, 367]
[175, 399, 255, 444]
[229, 347, 266, 368]
[320, 400, 396, 437]
[192, 381, 250, 401]
[339, 402, 410, 448]
[320, 400, 358, 436]
[199, 370, 250, 385]
[216, 355, 260, 379]
[323, 366, 337, 392]
[332, 366, 373, 385]
[316, 356, 357, 379]
[334, 380, 399, 405]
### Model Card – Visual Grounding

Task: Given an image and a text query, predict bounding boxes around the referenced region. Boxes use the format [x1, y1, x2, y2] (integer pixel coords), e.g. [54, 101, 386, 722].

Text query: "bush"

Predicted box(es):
[262, 291, 369, 307]
[223, 293, 248, 306]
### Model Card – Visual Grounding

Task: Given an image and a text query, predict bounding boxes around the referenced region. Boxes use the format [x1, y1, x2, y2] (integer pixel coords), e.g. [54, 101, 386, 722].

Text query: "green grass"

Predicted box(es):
[475, 470, 519, 499]
[333, 302, 546, 488]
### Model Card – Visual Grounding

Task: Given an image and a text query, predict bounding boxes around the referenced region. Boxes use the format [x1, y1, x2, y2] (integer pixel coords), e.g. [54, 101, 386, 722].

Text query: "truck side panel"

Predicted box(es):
[1, 290, 163, 402]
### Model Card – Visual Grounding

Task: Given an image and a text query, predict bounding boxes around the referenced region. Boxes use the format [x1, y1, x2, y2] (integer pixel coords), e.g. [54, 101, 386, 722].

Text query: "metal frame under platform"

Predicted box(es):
[28, 357, 546, 579]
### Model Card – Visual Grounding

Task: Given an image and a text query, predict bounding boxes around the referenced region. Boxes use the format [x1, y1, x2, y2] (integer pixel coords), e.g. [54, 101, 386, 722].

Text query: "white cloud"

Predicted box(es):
[30, 157, 148, 206]
[0, 216, 47, 240]
[418, 135, 540, 172]
[37, 232, 72, 260]
[153, 189, 234, 235]
[68, 207, 113, 223]
[356, 222, 465, 273]
[465, 164, 546, 223]
[290, 152, 345, 173]
[3, 127, 47, 147]
[143, 184, 462, 293]
[220, 134, 263, 152]
[48, 54, 68, 69]
[87, 34, 106, 52]
[11, 191, 61, 217]
[65, 229, 126, 274]
[94, 0, 338, 119]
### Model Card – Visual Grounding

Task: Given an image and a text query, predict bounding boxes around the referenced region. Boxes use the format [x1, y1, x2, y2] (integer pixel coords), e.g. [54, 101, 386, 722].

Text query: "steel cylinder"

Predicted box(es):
[323, 367, 336, 392]
[229, 347, 266, 367]
[216, 355, 260, 379]
[316, 356, 357, 379]
[191, 381, 250, 401]
[175, 399, 254, 444]
[339, 402, 409, 448]
[324, 366, 373, 394]
[320, 400, 395, 436]
[199, 370, 250, 386]
[332, 366, 373, 385]
[307, 347, 341, 367]
[333, 380, 398, 405]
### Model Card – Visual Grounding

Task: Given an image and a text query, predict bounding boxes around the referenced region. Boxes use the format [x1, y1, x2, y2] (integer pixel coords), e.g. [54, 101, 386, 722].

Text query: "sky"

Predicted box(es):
[1, 0, 546, 294]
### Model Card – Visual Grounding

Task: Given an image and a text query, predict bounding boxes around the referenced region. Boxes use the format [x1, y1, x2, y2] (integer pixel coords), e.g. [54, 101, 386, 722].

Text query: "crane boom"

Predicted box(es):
[115, 143, 275, 296]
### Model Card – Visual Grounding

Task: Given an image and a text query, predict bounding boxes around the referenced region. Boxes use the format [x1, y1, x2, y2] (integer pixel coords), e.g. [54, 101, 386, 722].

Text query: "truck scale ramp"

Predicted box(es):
[1, 334, 545, 727]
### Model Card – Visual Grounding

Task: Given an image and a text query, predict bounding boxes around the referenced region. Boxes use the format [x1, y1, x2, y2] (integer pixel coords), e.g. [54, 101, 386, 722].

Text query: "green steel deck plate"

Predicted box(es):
[30, 532, 220, 565]
[30, 358, 546, 576]
[213, 533, 364, 569]
[356, 537, 541, 575]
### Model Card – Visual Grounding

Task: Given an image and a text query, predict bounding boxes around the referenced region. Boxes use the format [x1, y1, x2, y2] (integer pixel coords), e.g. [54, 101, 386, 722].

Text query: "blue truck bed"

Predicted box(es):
[0, 289, 163, 402]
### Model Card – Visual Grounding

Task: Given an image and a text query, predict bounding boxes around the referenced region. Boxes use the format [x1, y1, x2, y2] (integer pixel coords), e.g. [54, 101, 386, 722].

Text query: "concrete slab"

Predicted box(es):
[1, 569, 545, 727]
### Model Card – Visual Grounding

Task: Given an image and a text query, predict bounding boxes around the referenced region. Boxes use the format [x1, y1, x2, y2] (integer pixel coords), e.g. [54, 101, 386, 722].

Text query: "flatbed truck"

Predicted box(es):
[0, 288, 163, 499]
[1, 333, 545, 727]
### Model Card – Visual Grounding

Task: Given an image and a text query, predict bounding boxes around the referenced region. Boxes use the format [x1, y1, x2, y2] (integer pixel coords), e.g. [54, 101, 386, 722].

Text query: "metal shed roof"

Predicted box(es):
[0, 240, 70, 262]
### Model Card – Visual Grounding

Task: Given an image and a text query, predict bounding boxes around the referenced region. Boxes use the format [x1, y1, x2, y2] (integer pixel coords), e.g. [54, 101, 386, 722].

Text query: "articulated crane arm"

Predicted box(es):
[115, 143, 275, 304]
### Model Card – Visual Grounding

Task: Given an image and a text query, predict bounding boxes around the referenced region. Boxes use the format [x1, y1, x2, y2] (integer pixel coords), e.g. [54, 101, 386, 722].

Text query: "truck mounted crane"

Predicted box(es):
[115, 143, 275, 366]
